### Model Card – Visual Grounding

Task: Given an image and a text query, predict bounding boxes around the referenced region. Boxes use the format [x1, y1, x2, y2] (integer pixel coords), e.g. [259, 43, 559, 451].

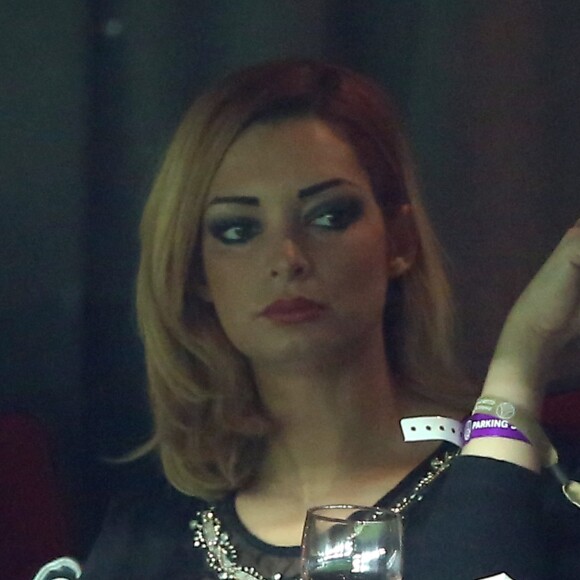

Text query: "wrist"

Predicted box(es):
[490, 317, 559, 386]
[484, 333, 550, 415]
[461, 396, 542, 472]
[482, 364, 542, 417]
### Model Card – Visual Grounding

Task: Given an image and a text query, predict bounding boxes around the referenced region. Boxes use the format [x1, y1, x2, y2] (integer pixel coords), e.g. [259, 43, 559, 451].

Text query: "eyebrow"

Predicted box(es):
[208, 195, 259, 206]
[208, 178, 353, 207]
[298, 178, 352, 198]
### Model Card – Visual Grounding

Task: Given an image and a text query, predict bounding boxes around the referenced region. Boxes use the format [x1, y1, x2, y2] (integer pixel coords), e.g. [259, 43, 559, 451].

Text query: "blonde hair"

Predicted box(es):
[136, 60, 472, 499]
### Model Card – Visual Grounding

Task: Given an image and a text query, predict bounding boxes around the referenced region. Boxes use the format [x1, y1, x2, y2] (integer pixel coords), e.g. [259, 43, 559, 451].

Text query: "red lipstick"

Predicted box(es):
[261, 297, 325, 323]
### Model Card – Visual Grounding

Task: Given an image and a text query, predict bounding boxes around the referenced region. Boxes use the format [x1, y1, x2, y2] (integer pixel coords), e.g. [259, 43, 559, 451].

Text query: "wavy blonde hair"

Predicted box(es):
[136, 60, 472, 499]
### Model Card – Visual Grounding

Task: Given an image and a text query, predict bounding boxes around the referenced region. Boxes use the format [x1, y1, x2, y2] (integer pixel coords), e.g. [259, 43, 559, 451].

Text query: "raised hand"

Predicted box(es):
[464, 221, 580, 469]
[507, 221, 580, 344]
[484, 220, 580, 413]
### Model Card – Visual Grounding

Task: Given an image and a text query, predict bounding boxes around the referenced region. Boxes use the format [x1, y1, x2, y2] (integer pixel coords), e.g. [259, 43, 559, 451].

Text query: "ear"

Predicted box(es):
[387, 204, 418, 278]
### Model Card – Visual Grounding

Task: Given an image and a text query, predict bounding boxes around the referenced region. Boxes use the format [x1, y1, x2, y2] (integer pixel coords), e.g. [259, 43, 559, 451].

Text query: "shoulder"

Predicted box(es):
[404, 445, 580, 579]
[105, 475, 205, 532]
[81, 466, 209, 579]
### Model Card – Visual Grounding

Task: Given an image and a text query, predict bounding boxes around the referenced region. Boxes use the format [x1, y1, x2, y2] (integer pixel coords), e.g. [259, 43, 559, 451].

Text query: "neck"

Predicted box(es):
[249, 333, 423, 504]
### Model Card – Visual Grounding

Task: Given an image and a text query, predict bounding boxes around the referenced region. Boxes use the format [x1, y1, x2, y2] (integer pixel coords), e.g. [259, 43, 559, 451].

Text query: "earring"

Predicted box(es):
[389, 257, 408, 277]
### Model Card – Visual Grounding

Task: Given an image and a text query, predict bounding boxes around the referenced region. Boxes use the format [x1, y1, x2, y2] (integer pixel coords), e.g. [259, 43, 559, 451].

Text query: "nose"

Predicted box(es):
[270, 237, 311, 279]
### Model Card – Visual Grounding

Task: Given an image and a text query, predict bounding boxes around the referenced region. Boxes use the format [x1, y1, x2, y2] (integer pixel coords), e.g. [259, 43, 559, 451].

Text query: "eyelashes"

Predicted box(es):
[206, 196, 364, 245]
[207, 216, 263, 245]
[305, 197, 363, 230]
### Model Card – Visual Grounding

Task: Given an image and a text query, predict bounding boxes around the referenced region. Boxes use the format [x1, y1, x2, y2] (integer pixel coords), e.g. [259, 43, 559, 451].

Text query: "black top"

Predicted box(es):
[80, 444, 580, 580]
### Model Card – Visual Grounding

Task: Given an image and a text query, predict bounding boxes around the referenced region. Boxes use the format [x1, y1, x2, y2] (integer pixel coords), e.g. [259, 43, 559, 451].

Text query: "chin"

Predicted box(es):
[245, 332, 365, 370]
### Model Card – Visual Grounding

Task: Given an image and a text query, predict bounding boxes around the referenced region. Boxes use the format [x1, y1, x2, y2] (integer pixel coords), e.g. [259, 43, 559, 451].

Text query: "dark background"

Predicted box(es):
[2, 0, 579, 556]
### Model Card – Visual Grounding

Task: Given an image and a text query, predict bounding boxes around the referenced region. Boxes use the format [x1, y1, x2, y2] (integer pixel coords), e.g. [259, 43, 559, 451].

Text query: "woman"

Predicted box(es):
[78, 60, 579, 579]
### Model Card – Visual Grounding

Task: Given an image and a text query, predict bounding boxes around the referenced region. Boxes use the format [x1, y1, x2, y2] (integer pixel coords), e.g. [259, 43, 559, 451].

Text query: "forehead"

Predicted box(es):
[206, 117, 372, 199]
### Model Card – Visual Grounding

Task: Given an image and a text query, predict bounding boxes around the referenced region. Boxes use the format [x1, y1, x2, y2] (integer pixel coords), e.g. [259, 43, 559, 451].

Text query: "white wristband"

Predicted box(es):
[400, 416, 463, 447]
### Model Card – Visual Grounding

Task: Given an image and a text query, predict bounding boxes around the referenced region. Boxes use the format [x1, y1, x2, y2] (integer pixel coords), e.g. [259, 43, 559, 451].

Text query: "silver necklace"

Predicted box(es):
[190, 449, 459, 580]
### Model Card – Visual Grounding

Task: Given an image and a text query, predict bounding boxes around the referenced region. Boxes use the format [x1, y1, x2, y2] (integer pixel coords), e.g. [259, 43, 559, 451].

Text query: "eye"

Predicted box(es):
[207, 217, 262, 244]
[307, 197, 363, 230]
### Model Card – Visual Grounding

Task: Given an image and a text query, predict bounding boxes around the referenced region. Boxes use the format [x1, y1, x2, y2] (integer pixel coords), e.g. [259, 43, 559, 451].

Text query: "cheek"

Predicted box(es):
[203, 241, 243, 299]
[205, 260, 246, 310]
[207, 275, 269, 359]
[203, 252, 257, 337]
[325, 229, 389, 299]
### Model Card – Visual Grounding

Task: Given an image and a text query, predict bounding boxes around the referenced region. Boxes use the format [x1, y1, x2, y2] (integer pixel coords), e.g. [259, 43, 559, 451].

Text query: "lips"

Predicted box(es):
[261, 297, 326, 323]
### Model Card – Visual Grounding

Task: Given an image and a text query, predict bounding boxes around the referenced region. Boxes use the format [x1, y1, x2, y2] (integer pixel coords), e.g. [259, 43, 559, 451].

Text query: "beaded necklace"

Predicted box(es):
[190, 448, 459, 580]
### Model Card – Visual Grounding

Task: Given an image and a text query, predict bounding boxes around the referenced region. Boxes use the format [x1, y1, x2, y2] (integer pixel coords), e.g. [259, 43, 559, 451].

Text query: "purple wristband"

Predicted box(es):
[463, 413, 530, 445]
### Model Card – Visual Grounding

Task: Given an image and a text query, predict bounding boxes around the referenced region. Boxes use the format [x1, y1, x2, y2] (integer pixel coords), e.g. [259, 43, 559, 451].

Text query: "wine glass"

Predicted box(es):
[300, 505, 403, 580]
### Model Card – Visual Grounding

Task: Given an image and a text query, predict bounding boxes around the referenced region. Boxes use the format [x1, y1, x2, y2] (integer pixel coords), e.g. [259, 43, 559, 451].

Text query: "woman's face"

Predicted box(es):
[201, 117, 394, 368]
